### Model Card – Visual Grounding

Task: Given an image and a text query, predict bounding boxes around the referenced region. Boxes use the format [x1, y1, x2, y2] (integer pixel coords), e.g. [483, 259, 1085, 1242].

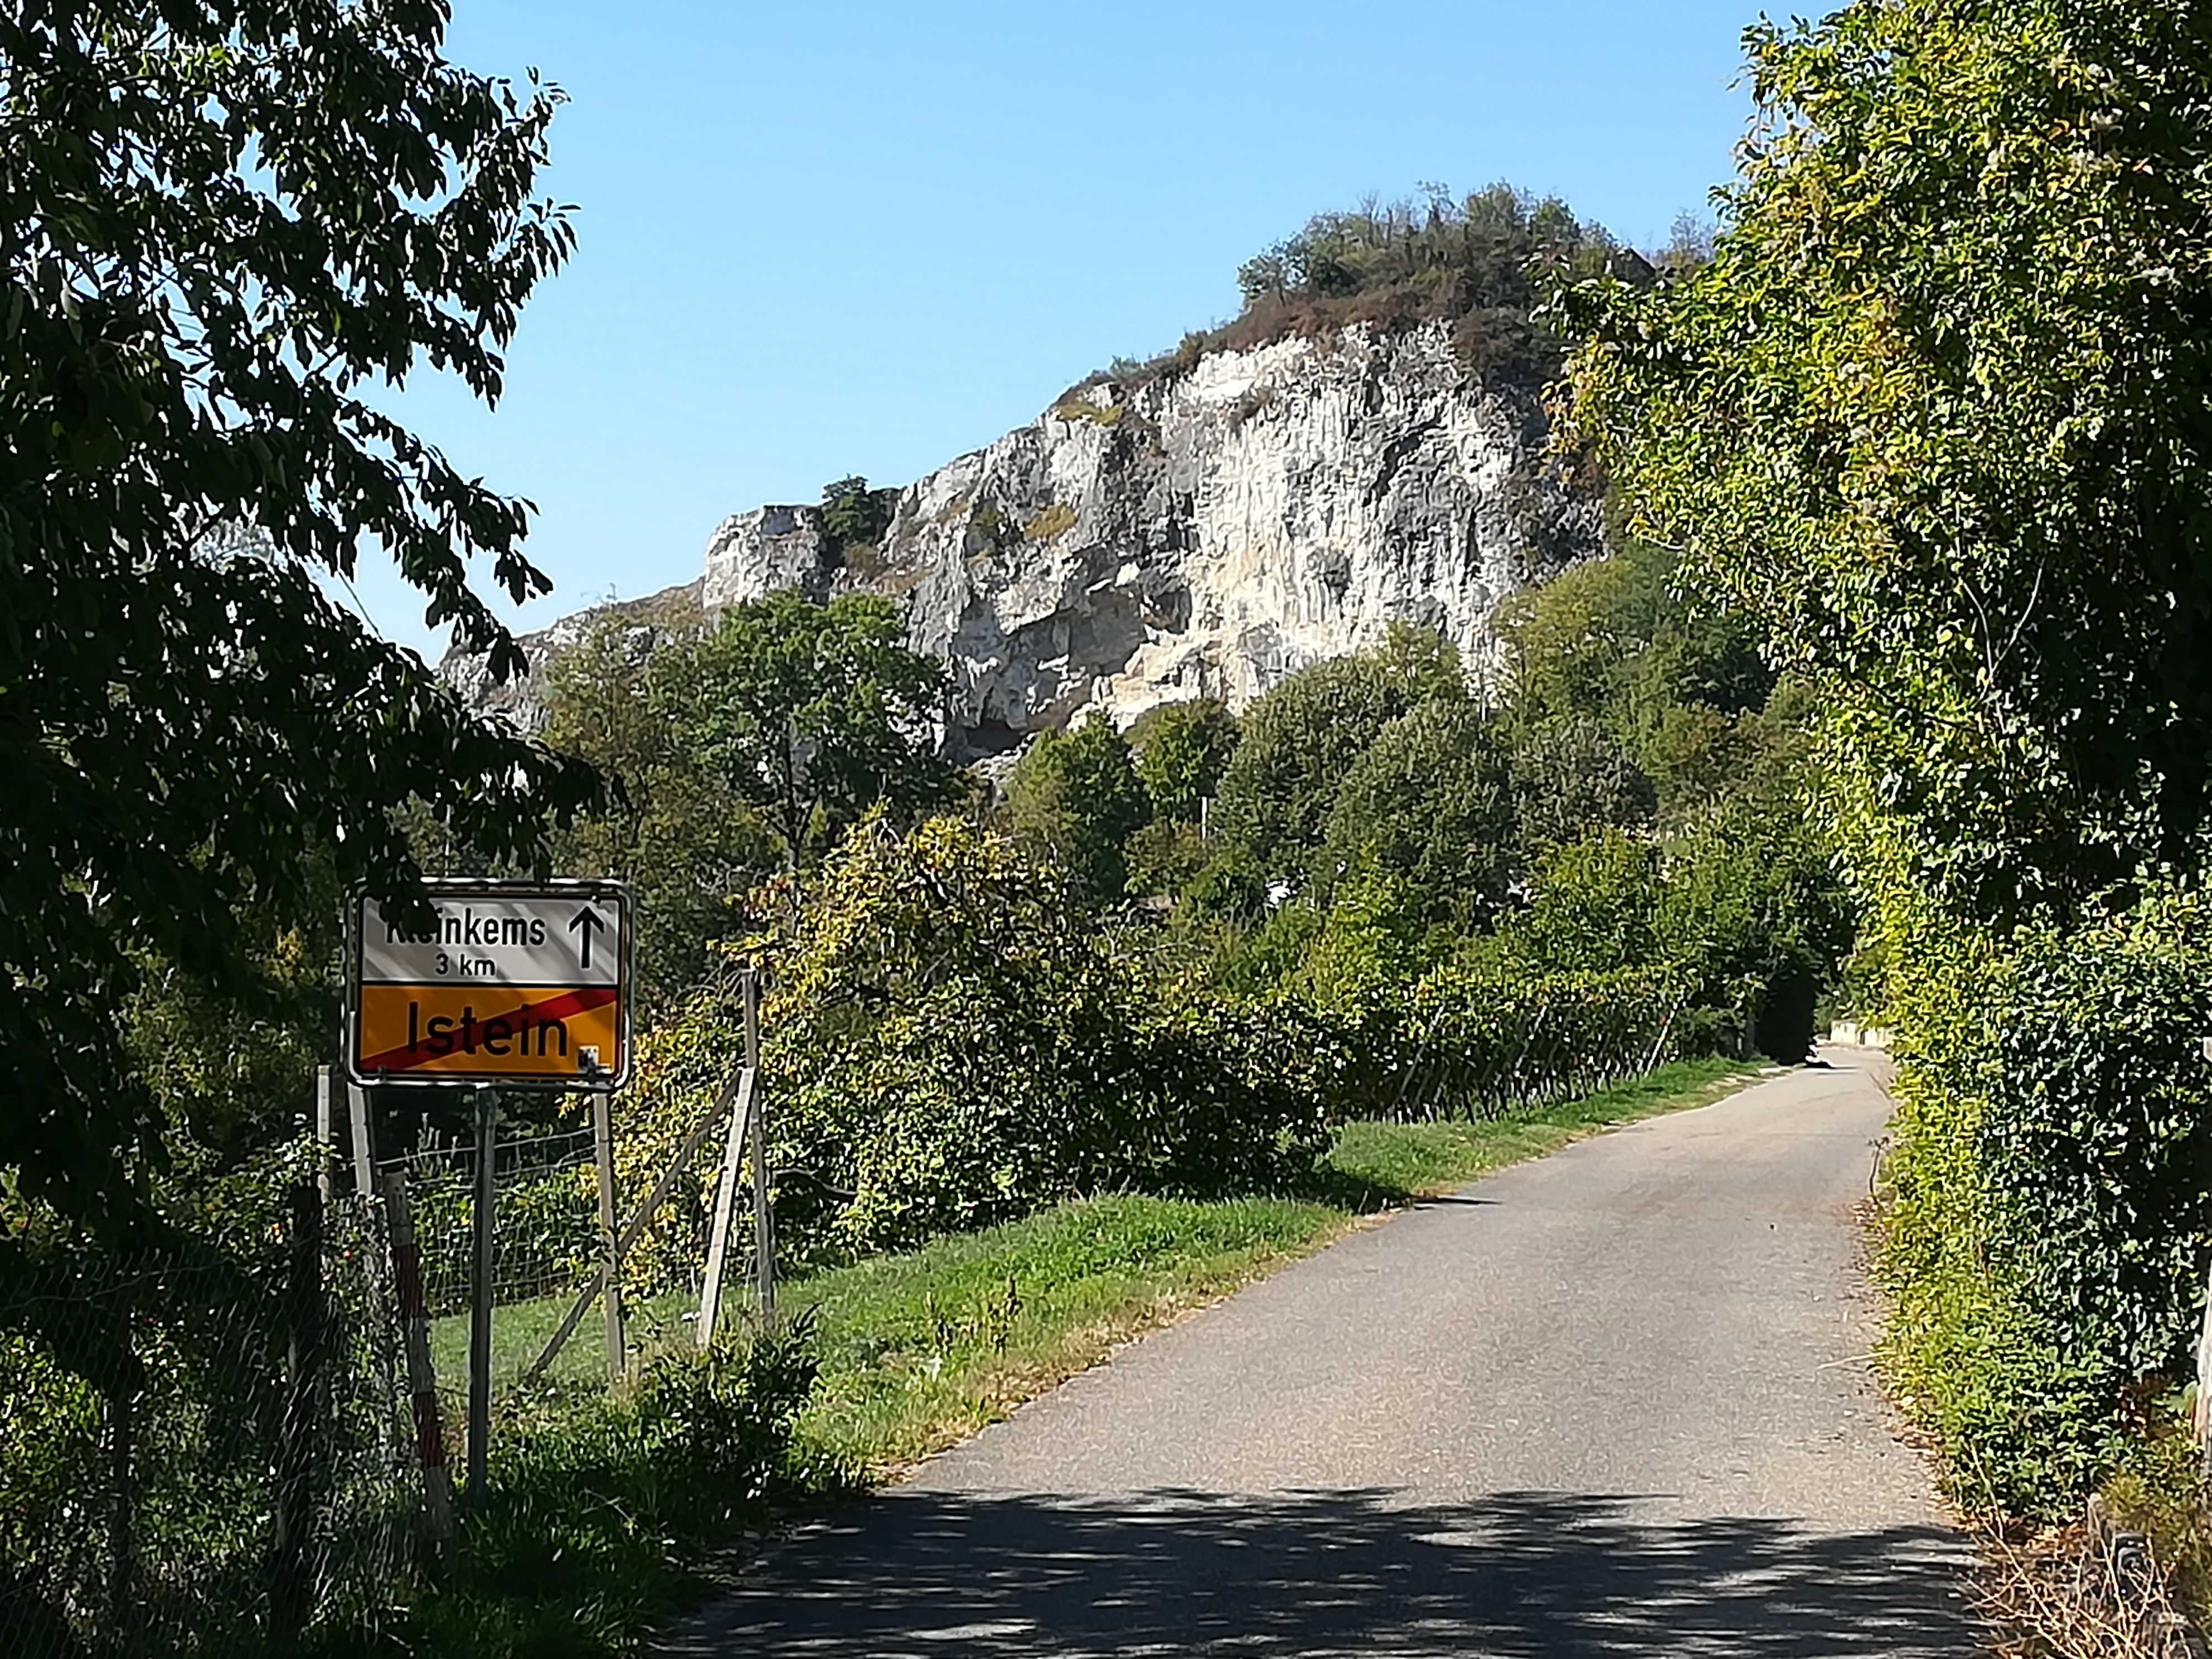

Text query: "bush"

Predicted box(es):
[1246, 933, 1686, 1127]
[1880, 898, 2212, 1517]
[1218, 184, 1625, 390]
[623, 818, 1330, 1264]
[414, 1327, 818, 1655]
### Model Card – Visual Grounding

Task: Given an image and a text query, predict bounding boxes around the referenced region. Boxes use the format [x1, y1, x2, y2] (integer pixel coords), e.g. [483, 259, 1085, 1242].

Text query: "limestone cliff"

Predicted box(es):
[450, 321, 1602, 753]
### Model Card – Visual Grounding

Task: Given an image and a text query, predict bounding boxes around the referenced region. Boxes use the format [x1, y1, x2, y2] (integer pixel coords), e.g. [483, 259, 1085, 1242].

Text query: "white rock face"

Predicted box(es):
[700, 322, 1599, 761]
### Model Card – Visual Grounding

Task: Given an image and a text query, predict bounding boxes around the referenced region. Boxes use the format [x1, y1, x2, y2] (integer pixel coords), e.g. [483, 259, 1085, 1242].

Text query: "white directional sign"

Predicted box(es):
[359, 891, 623, 987]
[347, 881, 633, 1089]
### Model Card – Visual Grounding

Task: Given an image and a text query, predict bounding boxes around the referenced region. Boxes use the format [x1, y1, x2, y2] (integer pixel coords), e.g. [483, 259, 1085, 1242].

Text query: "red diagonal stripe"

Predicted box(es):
[359, 984, 618, 1074]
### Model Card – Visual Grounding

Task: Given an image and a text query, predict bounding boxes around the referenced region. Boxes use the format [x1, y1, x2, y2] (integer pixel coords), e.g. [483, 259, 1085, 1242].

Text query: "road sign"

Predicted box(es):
[346, 881, 633, 1089]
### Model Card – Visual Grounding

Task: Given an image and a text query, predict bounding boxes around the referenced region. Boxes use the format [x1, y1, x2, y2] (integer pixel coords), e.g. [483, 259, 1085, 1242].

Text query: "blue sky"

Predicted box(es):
[351, 0, 1764, 661]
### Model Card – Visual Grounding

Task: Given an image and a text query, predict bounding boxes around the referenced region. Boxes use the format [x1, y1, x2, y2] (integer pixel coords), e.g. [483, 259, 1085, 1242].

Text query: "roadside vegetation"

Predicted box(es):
[389, 1058, 1759, 1657]
[1560, 0, 2212, 1639]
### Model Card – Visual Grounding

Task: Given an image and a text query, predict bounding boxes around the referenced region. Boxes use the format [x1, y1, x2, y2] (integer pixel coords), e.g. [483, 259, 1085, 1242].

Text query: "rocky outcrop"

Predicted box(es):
[452, 321, 1602, 754]
[442, 578, 702, 735]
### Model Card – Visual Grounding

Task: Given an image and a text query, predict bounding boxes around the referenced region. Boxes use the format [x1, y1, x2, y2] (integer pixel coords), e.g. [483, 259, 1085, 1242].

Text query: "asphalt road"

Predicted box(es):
[657, 1050, 1982, 1657]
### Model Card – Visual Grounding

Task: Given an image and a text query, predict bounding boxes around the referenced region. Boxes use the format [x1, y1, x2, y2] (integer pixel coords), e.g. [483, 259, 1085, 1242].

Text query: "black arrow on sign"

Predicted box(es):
[568, 907, 607, 972]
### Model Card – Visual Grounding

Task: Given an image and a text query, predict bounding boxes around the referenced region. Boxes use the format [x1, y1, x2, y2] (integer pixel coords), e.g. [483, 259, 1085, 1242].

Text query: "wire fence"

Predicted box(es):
[0, 1178, 417, 1658]
[0, 1105, 761, 1659]
[385, 1121, 603, 1422]
[1303, 964, 1723, 1126]
[385, 1097, 754, 1410]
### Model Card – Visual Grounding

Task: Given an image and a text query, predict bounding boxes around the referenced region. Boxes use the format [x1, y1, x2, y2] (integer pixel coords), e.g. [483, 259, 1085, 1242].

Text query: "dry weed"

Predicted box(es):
[1977, 1512, 2203, 1659]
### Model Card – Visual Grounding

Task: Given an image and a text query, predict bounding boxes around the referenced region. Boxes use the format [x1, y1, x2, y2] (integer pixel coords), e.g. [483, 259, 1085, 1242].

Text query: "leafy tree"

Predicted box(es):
[1653, 799, 1855, 1062]
[1317, 700, 1516, 924]
[1494, 541, 1774, 823]
[539, 618, 779, 1008]
[1177, 845, 1273, 930]
[2, 0, 590, 1231]
[1496, 830, 1663, 981]
[1549, 0, 2212, 1503]
[1006, 715, 1153, 904]
[121, 864, 345, 1170]
[1123, 819, 1211, 903]
[1212, 626, 1463, 884]
[1126, 698, 1239, 823]
[622, 817, 1329, 1260]
[819, 474, 898, 560]
[663, 591, 962, 870]
[1289, 864, 1428, 1013]
[1560, 2, 2212, 924]
[1508, 717, 1656, 854]
[1495, 804, 1850, 1064]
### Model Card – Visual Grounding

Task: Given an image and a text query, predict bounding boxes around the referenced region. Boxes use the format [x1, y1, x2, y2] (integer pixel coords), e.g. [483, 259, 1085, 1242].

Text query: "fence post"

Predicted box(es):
[527, 1065, 746, 1383]
[585, 1052, 625, 1383]
[106, 1303, 137, 1654]
[696, 1060, 758, 1352]
[347, 1081, 376, 1203]
[270, 1177, 325, 1643]
[380, 1170, 454, 1551]
[745, 969, 775, 1330]
[467, 1088, 497, 1495]
[2196, 1038, 2212, 1482]
[2195, 1259, 2212, 1481]
[315, 1067, 335, 1203]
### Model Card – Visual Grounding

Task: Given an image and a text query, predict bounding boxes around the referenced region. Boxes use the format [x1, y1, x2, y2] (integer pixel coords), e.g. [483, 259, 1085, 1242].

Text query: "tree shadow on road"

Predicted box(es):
[655, 1486, 1982, 1657]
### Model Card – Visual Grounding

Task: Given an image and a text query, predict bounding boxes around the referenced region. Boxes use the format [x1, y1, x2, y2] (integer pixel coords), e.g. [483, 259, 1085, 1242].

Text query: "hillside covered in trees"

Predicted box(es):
[548, 528, 1845, 1269]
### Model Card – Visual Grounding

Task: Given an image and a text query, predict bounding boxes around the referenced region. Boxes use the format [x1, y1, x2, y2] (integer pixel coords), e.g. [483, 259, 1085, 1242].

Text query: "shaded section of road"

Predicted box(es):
[659, 1051, 1982, 1657]
[670, 1490, 1966, 1657]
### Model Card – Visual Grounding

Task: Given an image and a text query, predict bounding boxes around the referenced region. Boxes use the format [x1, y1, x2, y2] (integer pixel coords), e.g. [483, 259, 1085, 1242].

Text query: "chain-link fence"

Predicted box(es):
[386, 1121, 604, 1428]
[385, 1096, 751, 1416]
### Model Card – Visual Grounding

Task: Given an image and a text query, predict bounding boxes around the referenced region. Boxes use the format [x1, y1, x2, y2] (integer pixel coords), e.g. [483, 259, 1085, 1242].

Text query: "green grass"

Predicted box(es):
[429, 1280, 694, 1399]
[787, 1193, 1342, 1475]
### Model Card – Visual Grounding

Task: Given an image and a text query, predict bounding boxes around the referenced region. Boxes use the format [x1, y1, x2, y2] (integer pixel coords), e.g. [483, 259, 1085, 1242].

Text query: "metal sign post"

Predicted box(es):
[467, 1087, 497, 1495]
